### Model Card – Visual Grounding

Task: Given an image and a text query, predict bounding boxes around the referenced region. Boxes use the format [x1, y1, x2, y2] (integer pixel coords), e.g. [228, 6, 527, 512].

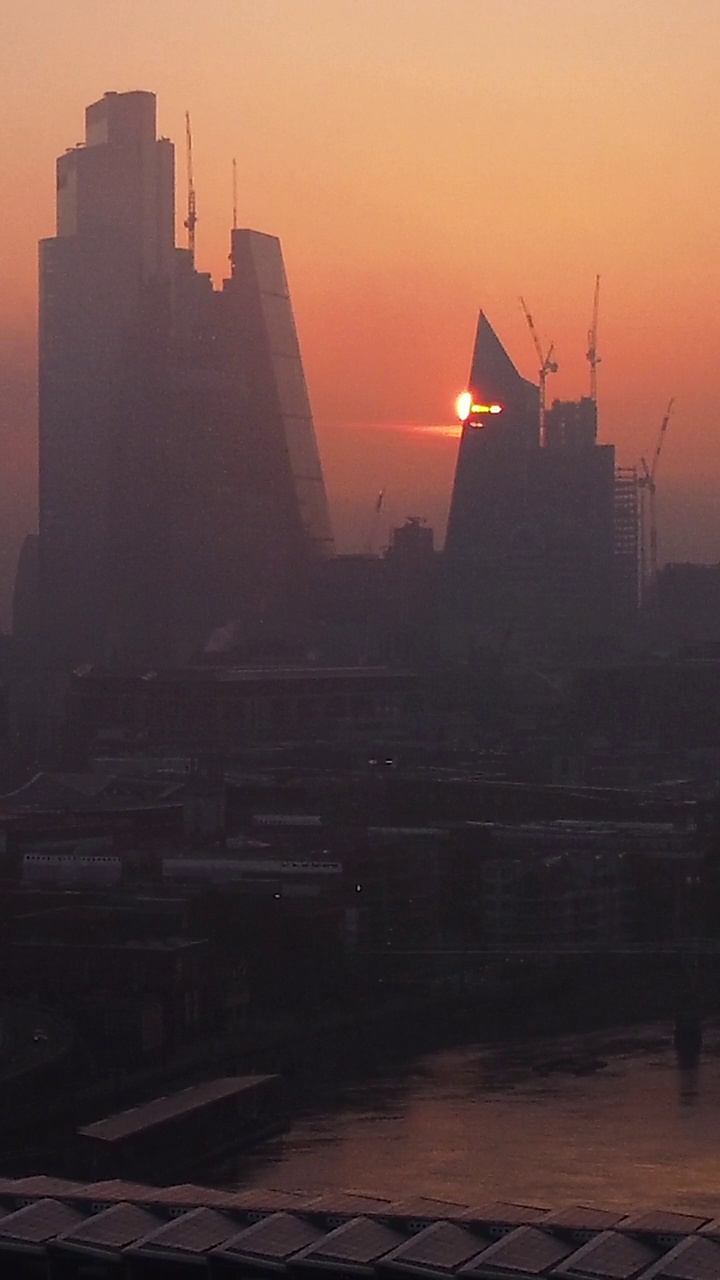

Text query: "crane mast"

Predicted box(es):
[638, 397, 675, 591]
[365, 489, 386, 555]
[586, 274, 601, 405]
[519, 297, 558, 448]
[184, 111, 197, 264]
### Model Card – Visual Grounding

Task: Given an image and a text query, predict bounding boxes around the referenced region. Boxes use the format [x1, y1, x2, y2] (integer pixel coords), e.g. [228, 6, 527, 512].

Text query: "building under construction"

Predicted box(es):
[445, 313, 639, 655]
[614, 467, 640, 615]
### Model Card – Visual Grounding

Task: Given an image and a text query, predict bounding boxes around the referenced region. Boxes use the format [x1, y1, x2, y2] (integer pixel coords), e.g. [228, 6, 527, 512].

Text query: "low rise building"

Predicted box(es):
[66, 665, 413, 759]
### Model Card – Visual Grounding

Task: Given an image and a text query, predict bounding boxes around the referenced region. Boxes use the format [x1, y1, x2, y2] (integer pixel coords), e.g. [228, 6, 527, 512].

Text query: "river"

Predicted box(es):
[208, 1021, 720, 1214]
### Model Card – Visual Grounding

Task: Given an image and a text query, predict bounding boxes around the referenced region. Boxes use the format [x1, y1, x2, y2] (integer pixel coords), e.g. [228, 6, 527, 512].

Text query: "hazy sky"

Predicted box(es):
[2, 0, 720, 620]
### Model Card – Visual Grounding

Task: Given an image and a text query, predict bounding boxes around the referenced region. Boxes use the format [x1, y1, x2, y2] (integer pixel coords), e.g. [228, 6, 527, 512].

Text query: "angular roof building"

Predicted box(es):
[445, 312, 625, 655]
[445, 313, 540, 566]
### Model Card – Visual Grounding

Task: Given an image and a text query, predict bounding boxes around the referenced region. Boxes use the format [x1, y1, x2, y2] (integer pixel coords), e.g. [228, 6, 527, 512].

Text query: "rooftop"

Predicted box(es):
[74, 665, 412, 686]
[0, 1180, 712, 1278]
[78, 1075, 278, 1143]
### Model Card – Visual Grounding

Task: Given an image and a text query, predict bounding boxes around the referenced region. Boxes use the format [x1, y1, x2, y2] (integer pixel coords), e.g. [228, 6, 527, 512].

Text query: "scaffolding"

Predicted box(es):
[614, 467, 640, 613]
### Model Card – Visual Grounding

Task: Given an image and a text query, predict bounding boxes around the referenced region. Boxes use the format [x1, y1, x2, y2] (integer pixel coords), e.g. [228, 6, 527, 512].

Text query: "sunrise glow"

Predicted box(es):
[2, 0, 720, 603]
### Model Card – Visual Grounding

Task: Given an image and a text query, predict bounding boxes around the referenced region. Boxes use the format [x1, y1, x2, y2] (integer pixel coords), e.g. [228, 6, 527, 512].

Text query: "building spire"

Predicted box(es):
[232, 157, 238, 231]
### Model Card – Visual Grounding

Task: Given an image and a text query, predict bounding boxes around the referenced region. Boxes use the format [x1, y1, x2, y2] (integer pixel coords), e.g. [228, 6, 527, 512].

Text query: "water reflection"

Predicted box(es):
[208, 1021, 720, 1213]
[677, 1066, 701, 1105]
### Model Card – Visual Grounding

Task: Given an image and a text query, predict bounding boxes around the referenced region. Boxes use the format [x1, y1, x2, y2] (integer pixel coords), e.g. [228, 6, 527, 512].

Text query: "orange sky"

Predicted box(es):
[2, 0, 720, 621]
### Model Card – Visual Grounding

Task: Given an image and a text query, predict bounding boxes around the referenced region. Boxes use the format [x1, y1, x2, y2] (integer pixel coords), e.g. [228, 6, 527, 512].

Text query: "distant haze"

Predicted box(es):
[2, 0, 720, 625]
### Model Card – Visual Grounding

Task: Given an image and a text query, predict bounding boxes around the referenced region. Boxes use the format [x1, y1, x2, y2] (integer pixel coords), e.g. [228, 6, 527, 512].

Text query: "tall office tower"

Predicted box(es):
[141, 227, 336, 662]
[445, 313, 617, 653]
[39, 91, 175, 667]
[39, 91, 334, 669]
[12, 534, 39, 649]
[444, 312, 541, 626]
[445, 314, 540, 563]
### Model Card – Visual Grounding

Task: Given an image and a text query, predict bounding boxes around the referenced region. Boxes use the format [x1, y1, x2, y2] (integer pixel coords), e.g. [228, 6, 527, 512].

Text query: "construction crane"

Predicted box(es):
[519, 297, 558, 447]
[184, 111, 197, 264]
[365, 489, 386, 555]
[586, 274, 601, 404]
[638, 398, 675, 590]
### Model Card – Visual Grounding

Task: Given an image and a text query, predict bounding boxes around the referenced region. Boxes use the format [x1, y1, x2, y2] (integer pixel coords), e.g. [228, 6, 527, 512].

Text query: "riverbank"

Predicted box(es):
[2, 951, 717, 1181]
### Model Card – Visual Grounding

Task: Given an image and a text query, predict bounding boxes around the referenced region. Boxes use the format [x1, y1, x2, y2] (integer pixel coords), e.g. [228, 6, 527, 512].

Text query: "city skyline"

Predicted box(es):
[2, 1, 720, 621]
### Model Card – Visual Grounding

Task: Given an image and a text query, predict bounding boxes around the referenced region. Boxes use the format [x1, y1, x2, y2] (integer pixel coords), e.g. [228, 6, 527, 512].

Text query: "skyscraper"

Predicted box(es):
[39, 91, 175, 667]
[39, 91, 333, 669]
[445, 312, 621, 653]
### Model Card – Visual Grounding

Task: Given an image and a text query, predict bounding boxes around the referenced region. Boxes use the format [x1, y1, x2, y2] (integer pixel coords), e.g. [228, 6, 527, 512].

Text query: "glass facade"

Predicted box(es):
[231, 229, 335, 559]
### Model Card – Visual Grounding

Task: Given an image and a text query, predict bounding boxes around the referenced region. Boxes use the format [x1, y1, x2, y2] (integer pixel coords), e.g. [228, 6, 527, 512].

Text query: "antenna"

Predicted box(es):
[184, 111, 197, 264]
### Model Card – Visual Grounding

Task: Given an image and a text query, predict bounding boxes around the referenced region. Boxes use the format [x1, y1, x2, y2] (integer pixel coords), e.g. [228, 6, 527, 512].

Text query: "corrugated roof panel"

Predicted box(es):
[132, 1206, 241, 1256]
[637, 1234, 720, 1279]
[468, 1203, 550, 1233]
[78, 1179, 180, 1212]
[387, 1198, 473, 1227]
[698, 1218, 720, 1241]
[0, 1198, 87, 1246]
[154, 1183, 243, 1209]
[53, 1201, 163, 1251]
[382, 1220, 489, 1273]
[540, 1205, 627, 1235]
[77, 1179, 168, 1200]
[459, 1224, 573, 1275]
[215, 1211, 323, 1263]
[620, 1212, 709, 1239]
[230, 1187, 323, 1215]
[307, 1192, 396, 1220]
[292, 1216, 405, 1268]
[553, 1229, 659, 1279]
[6, 1176, 89, 1200]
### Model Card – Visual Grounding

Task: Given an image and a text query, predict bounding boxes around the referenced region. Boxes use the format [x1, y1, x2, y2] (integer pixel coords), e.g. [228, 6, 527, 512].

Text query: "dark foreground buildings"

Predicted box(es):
[445, 313, 638, 654]
[38, 90, 334, 670]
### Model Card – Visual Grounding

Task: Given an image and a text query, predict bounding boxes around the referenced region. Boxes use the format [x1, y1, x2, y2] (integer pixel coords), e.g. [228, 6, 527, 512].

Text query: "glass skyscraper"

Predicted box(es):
[39, 91, 333, 668]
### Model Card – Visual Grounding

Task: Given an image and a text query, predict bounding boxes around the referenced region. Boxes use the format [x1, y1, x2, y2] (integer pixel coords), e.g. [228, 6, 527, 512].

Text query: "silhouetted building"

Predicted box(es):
[445, 313, 628, 653]
[39, 91, 333, 670]
[39, 91, 175, 668]
[313, 522, 438, 665]
[149, 227, 335, 664]
[545, 396, 597, 451]
[652, 563, 720, 648]
[314, 556, 390, 664]
[569, 655, 720, 750]
[66, 665, 412, 759]
[11, 534, 39, 648]
[388, 516, 434, 560]
[384, 518, 439, 661]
